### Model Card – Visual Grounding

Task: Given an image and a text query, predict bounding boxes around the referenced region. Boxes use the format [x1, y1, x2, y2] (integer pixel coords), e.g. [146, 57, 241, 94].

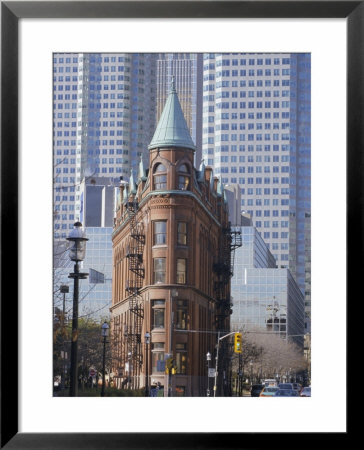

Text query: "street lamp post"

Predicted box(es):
[101, 321, 109, 397]
[206, 352, 211, 396]
[238, 352, 242, 397]
[213, 331, 236, 397]
[67, 222, 88, 397]
[60, 284, 69, 391]
[127, 351, 132, 389]
[145, 331, 150, 397]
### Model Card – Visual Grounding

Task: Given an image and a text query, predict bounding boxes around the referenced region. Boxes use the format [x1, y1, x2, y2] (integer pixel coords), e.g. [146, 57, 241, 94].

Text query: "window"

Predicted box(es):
[153, 221, 167, 245]
[177, 164, 190, 190]
[152, 342, 165, 373]
[176, 343, 187, 374]
[153, 258, 166, 283]
[177, 258, 187, 284]
[177, 222, 187, 246]
[152, 300, 165, 329]
[153, 163, 167, 190]
[175, 386, 186, 397]
[176, 300, 188, 330]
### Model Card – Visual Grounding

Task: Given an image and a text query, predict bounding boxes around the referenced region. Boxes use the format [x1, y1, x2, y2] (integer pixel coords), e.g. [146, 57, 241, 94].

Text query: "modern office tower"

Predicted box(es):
[156, 53, 203, 164]
[201, 53, 311, 328]
[231, 225, 305, 349]
[53, 53, 157, 239]
[53, 177, 117, 321]
[224, 184, 242, 226]
[54, 229, 113, 321]
[79, 176, 119, 228]
[54, 227, 113, 321]
[111, 84, 233, 396]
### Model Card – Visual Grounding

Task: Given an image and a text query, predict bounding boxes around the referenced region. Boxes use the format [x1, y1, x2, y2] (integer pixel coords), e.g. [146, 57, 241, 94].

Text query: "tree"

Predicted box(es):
[53, 316, 112, 393]
[230, 326, 308, 384]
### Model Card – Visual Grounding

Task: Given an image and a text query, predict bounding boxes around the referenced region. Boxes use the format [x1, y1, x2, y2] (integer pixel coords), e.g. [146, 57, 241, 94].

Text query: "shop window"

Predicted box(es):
[151, 342, 165, 373]
[176, 343, 187, 374]
[175, 386, 186, 397]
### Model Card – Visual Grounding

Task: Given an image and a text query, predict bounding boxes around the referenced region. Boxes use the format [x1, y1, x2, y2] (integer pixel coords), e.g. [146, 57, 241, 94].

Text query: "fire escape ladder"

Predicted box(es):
[125, 199, 145, 387]
[213, 225, 242, 329]
[229, 228, 242, 278]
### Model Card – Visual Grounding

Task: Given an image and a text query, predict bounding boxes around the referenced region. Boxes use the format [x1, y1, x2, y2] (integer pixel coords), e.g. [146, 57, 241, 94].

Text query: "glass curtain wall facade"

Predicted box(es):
[231, 226, 305, 348]
[201, 53, 311, 327]
[54, 227, 113, 321]
[78, 226, 113, 319]
[53, 53, 157, 239]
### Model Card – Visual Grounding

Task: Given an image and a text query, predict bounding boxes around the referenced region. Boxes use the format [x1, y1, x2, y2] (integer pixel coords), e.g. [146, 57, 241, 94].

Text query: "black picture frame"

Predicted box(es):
[1, 1, 356, 448]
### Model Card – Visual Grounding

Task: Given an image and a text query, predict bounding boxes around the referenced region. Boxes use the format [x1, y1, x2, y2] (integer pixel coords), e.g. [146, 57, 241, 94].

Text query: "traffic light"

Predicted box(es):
[234, 332, 242, 353]
[165, 357, 173, 374]
[165, 357, 177, 375]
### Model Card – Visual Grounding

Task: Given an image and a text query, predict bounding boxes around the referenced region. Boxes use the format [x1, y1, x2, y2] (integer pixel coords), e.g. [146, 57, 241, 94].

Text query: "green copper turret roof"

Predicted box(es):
[148, 79, 196, 151]
[129, 169, 137, 195]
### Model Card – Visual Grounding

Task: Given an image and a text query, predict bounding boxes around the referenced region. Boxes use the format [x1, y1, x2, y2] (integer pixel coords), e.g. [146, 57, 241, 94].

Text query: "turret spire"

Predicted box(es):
[148, 77, 196, 151]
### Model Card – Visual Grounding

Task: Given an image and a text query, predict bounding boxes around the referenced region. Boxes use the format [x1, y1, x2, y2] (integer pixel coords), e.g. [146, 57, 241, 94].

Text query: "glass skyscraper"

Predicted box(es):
[53, 53, 157, 239]
[231, 226, 305, 348]
[53, 52, 311, 328]
[201, 53, 311, 327]
[54, 227, 113, 321]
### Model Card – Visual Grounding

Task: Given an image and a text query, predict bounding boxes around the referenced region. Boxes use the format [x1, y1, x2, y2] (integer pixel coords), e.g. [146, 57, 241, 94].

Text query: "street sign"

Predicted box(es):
[157, 360, 165, 372]
[89, 368, 97, 378]
[208, 368, 216, 378]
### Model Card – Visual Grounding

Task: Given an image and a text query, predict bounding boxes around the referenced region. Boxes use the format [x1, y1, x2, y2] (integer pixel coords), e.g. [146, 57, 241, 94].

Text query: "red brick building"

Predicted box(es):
[111, 82, 232, 396]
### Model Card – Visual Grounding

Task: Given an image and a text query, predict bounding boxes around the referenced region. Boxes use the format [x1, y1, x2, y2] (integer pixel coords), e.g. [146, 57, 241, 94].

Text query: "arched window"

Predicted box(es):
[177, 164, 190, 190]
[153, 163, 167, 190]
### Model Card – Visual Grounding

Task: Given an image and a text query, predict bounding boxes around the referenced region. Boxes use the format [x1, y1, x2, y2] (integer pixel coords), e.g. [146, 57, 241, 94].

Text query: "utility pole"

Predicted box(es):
[238, 352, 242, 397]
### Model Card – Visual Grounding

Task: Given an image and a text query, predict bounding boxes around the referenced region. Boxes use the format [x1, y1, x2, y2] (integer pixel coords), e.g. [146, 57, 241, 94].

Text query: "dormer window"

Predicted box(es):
[153, 163, 167, 190]
[178, 164, 190, 190]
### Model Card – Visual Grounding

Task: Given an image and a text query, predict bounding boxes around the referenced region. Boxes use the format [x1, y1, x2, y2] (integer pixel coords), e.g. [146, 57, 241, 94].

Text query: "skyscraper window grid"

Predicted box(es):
[53, 52, 310, 328]
[201, 53, 311, 328]
[53, 53, 157, 240]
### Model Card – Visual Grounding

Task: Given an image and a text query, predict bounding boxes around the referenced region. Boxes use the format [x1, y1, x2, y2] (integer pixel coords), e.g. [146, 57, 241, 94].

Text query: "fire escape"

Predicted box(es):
[125, 198, 145, 389]
[213, 225, 242, 396]
[213, 225, 242, 330]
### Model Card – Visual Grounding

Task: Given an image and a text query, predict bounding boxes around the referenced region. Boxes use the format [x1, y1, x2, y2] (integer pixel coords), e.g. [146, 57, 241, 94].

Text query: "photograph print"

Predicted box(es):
[53, 52, 311, 398]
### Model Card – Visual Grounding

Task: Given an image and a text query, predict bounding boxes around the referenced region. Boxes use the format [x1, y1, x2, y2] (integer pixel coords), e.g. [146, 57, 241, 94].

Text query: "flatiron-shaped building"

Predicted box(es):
[111, 81, 233, 396]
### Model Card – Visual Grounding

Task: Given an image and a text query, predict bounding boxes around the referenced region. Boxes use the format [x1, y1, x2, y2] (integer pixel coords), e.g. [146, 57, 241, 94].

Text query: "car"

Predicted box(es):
[274, 389, 300, 397]
[263, 379, 278, 387]
[251, 384, 264, 397]
[292, 383, 302, 391]
[300, 386, 311, 397]
[259, 386, 279, 397]
[278, 383, 295, 390]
